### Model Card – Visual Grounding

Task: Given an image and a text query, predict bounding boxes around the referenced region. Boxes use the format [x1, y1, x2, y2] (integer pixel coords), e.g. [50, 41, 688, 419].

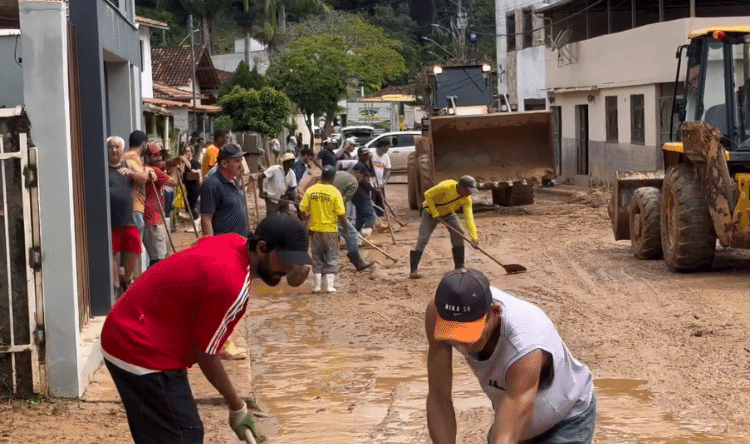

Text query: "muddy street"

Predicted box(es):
[4, 183, 750, 443]
[244, 183, 750, 443]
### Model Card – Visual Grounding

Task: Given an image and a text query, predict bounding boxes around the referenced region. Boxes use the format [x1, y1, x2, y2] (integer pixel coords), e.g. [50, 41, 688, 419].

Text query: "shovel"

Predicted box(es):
[437, 219, 527, 275]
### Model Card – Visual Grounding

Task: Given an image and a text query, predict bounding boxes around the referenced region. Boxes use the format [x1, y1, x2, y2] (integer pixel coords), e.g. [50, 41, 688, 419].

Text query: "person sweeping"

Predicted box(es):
[410, 175, 480, 279]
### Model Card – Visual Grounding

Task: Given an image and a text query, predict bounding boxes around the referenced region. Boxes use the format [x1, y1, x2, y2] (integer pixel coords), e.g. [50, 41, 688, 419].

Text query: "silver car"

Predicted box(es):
[364, 131, 421, 173]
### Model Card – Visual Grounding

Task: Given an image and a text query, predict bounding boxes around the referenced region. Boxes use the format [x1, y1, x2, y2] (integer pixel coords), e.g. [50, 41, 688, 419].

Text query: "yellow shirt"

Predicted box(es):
[423, 179, 478, 241]
[299, 183, 345, 233]
[202, 144, 219, 176]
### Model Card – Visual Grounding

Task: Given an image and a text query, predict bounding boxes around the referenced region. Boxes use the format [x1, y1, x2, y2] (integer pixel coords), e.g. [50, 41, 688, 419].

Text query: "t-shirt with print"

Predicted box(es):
[101, 234, 252, 372]
[299, 183, 345, 233]
[109, 163, 136, 228]
[370, 152, 391, 188]
[122, 150, 146, 213]
[144, 166, 172, 226]
[263, 165, 297, 200]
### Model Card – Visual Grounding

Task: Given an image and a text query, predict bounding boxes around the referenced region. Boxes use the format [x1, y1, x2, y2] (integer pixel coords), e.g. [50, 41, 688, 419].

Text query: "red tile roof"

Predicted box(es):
[151, 46, 222, 90]
[216, 69, 233, 85]
[152, 82, 202, 100]
[136, 16, 169, 30]
[143, 97, 221, 114]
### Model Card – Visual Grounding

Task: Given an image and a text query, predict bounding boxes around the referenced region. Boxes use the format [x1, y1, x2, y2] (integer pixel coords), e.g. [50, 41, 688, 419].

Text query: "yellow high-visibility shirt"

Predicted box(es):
[423, 179, 478, 242]
[299, 183, 345, 233]
[202, 144, 219, 176]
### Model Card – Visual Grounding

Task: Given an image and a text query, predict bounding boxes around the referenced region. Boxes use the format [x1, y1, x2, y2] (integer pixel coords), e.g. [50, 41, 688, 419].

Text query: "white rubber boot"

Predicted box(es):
[313, 273, 322, 293]
[325, 274, 336, 293]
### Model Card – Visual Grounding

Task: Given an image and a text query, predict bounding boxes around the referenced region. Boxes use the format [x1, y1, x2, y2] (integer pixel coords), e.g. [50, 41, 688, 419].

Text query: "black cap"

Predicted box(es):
[458, 175, 479, 194]
[218, 143, 250, 161]
[254, 214, 311, 265]
[434, 268, 493, 343]
[375, 137, 392, 148]
[321, 165, 336, 180]
[351, 162, 371, 176]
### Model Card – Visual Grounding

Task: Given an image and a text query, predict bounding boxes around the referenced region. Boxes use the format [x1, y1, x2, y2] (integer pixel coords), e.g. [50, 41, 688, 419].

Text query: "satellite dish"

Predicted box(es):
[546, 34, 557, 51]
[554, 29, 572, 49]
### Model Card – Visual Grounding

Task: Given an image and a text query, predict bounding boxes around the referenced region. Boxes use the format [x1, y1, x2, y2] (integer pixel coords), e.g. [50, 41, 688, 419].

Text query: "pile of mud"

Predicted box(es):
[566, 188, 610, 208]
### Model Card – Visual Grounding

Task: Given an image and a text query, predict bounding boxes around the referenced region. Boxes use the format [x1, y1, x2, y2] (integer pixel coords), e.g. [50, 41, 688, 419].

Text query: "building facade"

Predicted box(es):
[539, 0, 750, 186]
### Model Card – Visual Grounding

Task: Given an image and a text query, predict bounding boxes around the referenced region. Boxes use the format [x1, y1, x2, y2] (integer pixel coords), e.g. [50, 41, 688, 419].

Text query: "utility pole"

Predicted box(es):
[189, 14, 197, 140]
[456, 0, 467, 62]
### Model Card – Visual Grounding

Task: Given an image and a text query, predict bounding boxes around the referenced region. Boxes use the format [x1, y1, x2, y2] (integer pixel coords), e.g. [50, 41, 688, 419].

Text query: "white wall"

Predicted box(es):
[138, 26, 153, 99]
[212, 50, 269, 75]
[547, 17, 750, 91]
[516, 45, 547, 104]
[0, 31, 24, 107]
[105, 60, 135, 139]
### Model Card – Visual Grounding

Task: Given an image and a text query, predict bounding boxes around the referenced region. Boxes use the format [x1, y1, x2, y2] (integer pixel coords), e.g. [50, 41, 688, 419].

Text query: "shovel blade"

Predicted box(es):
[502, 264, 527, 274]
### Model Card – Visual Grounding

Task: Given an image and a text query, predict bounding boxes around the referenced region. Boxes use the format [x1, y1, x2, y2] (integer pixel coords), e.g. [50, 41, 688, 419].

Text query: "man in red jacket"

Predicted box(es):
[101, 214, 311, 443]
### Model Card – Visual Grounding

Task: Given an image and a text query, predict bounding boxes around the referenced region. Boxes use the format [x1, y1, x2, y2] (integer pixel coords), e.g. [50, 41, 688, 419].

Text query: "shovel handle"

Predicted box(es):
[436, 218, 526, 274]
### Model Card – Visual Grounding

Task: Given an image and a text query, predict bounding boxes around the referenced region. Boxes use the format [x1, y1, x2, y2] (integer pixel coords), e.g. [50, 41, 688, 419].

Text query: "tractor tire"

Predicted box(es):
[418, 154, 434, 194]
[492, 182, 535, 206]
[629, 187, 662, 259]
[660, 164, 716, 272]
[407, 152, 419, 210]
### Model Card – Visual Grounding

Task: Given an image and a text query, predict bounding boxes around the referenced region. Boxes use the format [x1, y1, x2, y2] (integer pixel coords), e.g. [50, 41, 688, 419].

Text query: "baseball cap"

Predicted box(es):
[458, 175, 479, 194]
[280, 152, 295, 163]
[253, 214, 311, 266]
[351, 162, 371, 176]
[218, 143, 250, 161]
[434, 268, 493, 343]
[321, 165, 336, 180]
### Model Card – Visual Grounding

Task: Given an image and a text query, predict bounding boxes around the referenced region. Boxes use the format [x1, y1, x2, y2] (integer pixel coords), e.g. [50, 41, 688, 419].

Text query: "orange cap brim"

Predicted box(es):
[434, 316, 486, 344]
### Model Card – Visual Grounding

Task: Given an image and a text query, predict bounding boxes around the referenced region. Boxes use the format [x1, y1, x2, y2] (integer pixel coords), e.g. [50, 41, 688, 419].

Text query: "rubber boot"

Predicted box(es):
[347, 252, 373, 272]
[409, 250, 423, 279]
[452, 246, 465, 270]
[325, 274, 336, 293]
[313, 273, 322, 293]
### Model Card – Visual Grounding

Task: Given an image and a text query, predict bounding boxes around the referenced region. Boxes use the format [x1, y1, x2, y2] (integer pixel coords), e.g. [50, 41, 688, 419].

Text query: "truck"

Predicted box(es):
[609, 27, 750, 272]
[406, 63, 555, 210]
[344, 101, 398, 134]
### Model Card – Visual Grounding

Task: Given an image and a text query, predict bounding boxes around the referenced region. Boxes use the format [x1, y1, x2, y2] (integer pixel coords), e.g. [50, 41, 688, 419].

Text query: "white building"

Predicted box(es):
[212, 37, 269, 75]
[538, 0, 750, 186]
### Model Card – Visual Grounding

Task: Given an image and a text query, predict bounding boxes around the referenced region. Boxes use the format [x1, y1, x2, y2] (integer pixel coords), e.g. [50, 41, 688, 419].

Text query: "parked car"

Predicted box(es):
[341, 125, 375, 146]
[364, 131, 421, 173]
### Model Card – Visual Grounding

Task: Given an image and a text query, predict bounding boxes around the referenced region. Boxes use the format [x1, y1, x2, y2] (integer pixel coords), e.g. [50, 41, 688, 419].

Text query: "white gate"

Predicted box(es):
[0, 107, 44, 395]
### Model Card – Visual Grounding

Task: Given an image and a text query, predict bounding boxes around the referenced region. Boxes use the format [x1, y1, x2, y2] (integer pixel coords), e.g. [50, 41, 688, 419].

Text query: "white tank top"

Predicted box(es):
[454, 287, 594, 441]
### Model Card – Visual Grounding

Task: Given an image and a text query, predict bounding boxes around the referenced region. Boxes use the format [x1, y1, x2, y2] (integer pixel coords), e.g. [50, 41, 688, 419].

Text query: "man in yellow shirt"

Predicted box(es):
[410, 175, 479, 279]
[299, 166, 350, 293]
[201, 129, 229, 176]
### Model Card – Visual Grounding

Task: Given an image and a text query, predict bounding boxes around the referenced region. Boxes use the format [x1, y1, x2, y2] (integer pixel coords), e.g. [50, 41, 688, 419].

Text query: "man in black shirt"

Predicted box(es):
[200, 144, 251, 237]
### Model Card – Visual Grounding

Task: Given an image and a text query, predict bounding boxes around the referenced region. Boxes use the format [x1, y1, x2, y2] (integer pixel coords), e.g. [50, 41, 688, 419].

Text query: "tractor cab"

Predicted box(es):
[674, 28, 750, 158]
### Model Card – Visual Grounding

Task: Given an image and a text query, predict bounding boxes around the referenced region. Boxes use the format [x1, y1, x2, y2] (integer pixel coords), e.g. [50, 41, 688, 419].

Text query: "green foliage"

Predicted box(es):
[266, 34, 349, 135]
[135, 7, 189, 47]
[219, 61, 267, 97]
[218, 86, 294, 137]
[214, 115, 233, 130]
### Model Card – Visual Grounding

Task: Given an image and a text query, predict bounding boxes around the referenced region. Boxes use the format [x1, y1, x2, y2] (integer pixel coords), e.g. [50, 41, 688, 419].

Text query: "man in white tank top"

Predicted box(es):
[425, 268, 596, 444]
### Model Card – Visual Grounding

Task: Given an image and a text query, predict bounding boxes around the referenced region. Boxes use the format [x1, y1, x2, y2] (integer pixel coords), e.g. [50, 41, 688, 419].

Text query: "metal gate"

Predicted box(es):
[0, 107, 44, 395]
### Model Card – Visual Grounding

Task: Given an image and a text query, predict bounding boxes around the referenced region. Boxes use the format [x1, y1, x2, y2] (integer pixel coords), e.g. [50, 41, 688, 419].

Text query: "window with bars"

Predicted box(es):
[605, 96, 618, 142]
[631, 94, 645, 145]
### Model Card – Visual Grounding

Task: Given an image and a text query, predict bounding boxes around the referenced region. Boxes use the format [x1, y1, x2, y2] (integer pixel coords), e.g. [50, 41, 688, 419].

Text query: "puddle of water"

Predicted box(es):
[595, 379, 741, 443]
[245, 287, 747, 443]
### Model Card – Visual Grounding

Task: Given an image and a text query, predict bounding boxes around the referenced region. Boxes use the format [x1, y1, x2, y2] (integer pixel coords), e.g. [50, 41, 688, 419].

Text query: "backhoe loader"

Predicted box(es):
[610, 27, 750, 272]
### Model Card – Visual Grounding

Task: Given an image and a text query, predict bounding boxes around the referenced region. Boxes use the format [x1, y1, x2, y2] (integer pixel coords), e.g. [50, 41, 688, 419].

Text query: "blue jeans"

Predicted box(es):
[506, 395, 596, 444]
[352, 187, 377, 231]
[338, 219, 359, 255]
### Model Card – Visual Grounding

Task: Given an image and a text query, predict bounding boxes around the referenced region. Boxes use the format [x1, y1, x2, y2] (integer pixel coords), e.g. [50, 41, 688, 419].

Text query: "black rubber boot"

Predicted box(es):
[409, 250, 423, 279]
[347, 252, 373, 271]
[452, 246, 465, 270]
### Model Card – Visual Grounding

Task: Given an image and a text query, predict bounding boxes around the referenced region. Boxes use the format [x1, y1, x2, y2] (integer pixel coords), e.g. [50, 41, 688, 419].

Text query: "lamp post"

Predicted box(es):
[189, 14, 197, 140]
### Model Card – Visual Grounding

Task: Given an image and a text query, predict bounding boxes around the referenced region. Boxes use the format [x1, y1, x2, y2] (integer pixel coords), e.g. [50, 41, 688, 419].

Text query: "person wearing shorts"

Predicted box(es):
[107, 136, 148, 294]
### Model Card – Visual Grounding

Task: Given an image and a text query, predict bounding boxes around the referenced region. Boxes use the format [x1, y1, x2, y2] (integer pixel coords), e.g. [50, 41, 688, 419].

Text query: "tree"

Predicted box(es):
[266, 34, 349, 139]
[218, 86, 294, 162]
[218, 61, 267, 97]
[180, 0, 229, 54]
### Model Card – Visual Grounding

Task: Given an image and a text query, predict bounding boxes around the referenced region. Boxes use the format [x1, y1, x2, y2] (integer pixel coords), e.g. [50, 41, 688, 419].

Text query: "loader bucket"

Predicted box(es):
[609, 171, 664, 241]
[429, 110, 555, 184]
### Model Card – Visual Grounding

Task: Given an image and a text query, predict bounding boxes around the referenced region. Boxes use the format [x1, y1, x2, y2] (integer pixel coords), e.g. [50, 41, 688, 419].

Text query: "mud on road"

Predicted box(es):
[4, 184, 750, 443]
